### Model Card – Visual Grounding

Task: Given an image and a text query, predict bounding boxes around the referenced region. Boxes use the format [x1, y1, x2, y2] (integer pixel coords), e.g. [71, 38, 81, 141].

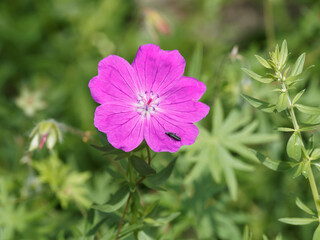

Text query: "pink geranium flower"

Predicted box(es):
[89, 44, 209, 152]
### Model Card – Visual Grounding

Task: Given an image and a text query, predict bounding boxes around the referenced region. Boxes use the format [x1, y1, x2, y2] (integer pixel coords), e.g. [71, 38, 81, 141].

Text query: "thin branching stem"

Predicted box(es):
[281, 81, 320, 218]
[115, 192, 132, 240]
[114, 145, 152, 239]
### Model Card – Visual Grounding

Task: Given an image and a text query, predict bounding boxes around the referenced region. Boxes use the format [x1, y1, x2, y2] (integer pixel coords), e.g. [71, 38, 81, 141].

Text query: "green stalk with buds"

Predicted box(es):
[243, 40, 320, 239]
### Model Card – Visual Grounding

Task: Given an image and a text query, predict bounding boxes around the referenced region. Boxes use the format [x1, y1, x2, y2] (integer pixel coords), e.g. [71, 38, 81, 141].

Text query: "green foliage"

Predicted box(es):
[2, 0, 320, 239]
[184, 99, 277, 200]
[33, 153, 91, 208]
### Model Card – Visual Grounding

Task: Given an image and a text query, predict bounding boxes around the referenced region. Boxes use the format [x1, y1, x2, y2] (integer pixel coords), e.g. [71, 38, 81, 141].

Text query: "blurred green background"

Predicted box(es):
[1, 0, 320, 239]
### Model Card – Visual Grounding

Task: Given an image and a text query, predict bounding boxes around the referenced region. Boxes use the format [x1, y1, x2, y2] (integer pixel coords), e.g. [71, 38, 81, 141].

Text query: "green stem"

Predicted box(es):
[115, 146, 153, 239]
[308, 168, 320, 217]
[115, 192, 132, 240]
[281, 81, 320, 218]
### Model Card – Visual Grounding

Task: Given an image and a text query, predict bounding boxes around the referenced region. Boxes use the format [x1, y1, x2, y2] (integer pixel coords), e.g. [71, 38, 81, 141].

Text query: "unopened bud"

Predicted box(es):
[144, 8, 171, 38]
[28, 120, 62, 151]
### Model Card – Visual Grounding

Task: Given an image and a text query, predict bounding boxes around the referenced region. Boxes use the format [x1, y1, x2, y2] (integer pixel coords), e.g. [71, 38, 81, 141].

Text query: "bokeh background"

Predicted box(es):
[1, 0, 320, 239]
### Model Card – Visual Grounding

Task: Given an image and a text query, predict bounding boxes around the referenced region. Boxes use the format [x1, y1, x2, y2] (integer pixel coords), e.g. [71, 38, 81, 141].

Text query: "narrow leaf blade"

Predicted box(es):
[295, 197, 315, 215]
[291, 53, 306, 76]
[279, 217, 317, 225]
[129, 156, 156, 176]
[250, 149, 294, 171]
[242, 68, 273, 83]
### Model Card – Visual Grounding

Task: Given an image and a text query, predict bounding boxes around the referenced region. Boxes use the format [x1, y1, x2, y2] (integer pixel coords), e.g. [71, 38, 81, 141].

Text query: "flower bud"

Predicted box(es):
[28, 120, 62, 151]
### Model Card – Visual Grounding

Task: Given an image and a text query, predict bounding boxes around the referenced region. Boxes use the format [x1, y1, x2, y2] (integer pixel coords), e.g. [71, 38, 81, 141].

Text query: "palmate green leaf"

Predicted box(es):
[250, 149, 295, 171]
[295, 197, 315, 215]
[290, 53, 306, 76]
[295, 104, 320, 115]
[241, 94, 276, 113]
[242, 68, 273, 83]
[279, 217, 317, 225]
[129, 155, 156, 176]
[286, 132, 302, 161]
[184, 103, 276, 200]
[217, 145, 254, 200]
[313, 225, 320, 240]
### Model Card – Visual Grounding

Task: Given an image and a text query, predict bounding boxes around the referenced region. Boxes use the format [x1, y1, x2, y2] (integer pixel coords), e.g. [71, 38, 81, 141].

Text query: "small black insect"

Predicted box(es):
[165, 132, 181, 141]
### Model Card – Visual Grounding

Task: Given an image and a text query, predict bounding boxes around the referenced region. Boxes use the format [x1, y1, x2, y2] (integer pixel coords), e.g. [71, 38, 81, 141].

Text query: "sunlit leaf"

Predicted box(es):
[313, 225, 320, 240]
[287, 132, 302, 161]
[255, 55, 272, 69]
[279, 217, 317, 225]
[295, 104, 320, 115]
[279, 40, 288, 68]
[290, 53, 306, 76]
[276, 93, 288, 112]
[242, 68, 273, 83]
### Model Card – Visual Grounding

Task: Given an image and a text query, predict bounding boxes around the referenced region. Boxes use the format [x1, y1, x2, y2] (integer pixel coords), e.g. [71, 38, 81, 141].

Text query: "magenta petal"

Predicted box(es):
[89, 76, 128, 105]
[161, 76, 207, 101]
[94, 104, 144, 152]
[90, 55, 141, 104]
[132, 44, 185, 95]
[160, 101, 210, 123]
[144, 115, 199, 153]
[159, 76, 209, 122]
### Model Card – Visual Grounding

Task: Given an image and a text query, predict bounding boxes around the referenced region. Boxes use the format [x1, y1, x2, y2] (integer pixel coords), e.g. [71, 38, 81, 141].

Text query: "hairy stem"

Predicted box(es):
[281, 82, 320, 218]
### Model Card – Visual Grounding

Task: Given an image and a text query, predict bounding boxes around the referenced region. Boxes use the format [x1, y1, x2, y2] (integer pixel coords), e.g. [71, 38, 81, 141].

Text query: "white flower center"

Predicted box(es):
[135, 90, 160, 118]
